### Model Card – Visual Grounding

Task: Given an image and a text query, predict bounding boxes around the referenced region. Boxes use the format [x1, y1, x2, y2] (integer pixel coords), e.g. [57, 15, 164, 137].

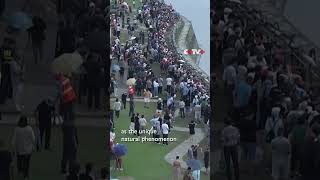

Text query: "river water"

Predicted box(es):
[163, 0, 210, 75]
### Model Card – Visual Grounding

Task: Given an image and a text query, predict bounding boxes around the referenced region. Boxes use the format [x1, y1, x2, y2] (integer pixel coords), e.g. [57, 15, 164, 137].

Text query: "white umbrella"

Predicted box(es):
[178, 60, 185, 63]
[126, 78, 136, 86]
[130, 36, 136, 40]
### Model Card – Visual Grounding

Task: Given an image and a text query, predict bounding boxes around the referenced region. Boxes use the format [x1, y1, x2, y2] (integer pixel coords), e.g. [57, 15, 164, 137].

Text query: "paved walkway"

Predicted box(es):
[164, 127, 208, 172]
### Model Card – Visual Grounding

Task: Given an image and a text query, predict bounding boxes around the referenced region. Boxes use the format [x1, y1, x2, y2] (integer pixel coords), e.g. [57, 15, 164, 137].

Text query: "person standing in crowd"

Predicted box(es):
[129, 98, 135, 117]
[56, 20, 76, 56]
[27, 16, 46, 64]
[188, 120, 196, 143]
[271, 128, 290, 180]
[12, 116, 35, 179]
[167, 95, 174, 113]
[153, 79, 159, 98]
[0, 139, 13, 180]
[265, 107, 284, 171]
[139, 115, 147, 130]
[111, 77, 118, 97]
[187, 145, 194, 160]
[143, 89, 152, 108]
[166, 76, 173, 94]
[61, 121, 78, 174]
[121, 92, 127, 109]
[129, 113, 135, 132]
[134, 113, 140, 136]
[221, 118, 240, 180]
[204, 145, 210, 175]
[113, 98, 121, 118]
[0, 38, 15, 103]
[162, 121, 169, 145]
[183, 167, 194, 180]
[146, 79, 152, 92]
[289, 117, 307, 178]
[194, 103, 201, 122]
[158, 77, 163, 95]
[35, 99, 55, 150]
[11, 56, 24, 111]
[179, 99, 185, 118]
[55, 73, 76, 122]
[172, 156, 181, 180]
[154, 121, 161, 144]
[156, 98, 163, 114]
[85, 54, 102, 110]
[236, 110, 256, 175]
[300, 124, 320, 180]
[192, 144, 200, 160]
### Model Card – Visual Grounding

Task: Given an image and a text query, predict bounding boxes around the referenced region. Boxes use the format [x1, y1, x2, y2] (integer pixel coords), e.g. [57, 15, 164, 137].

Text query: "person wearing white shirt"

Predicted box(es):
[12, 116, 35, 179]
[153, 80, 159, 97]
[179, 100, 185, 118]
[162, 122, 169, 145]
[113, 98, 122, 118]
[166, 77, 173, 94]
[139, 115, 147, 130]
[194, 104, 201, 122]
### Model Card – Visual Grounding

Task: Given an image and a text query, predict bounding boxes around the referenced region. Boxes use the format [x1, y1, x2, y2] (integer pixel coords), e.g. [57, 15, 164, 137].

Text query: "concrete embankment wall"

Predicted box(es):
[171, 14, 209, 79]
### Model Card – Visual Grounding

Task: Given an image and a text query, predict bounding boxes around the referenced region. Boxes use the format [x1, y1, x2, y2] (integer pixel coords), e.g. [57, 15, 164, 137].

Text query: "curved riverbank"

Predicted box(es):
[171, 15, 210, 79]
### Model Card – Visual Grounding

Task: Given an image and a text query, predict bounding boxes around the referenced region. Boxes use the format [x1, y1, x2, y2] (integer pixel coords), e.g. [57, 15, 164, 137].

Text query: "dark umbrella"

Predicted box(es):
[85, 30, 108, 55]
[186, 159, 201, 171]
[6, 11, 33, 30]
[112, 144, 128, 157]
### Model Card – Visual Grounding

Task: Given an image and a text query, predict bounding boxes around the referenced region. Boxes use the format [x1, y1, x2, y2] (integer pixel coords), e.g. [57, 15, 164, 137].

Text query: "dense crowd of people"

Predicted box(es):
[110, 0, 211, 125]
[214, 1, 320, 180]
[110, 0, 210, 179]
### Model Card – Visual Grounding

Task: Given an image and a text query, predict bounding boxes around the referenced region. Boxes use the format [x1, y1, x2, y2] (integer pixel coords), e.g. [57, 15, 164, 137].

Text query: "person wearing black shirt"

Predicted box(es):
[84, 54, 101, 110]
[27, 16, 46, 64]
[0, 38, 15, 103]
[134, 113, 140, 136]
[61, 122, 79, 174]
[192, 144, 199, 159]
[0, 139, 12, 180]
[189, 121, 196, 143]
[300, 124, 320, 180]
[129, 99, 134, 117]
[35, 99, 55, 150]
[204, 145, 210, 175]
[236, 112, 256, 160]
[56, 20, 76, 57]
[121, 93, 127, 109]
[157, 99, 163, 111]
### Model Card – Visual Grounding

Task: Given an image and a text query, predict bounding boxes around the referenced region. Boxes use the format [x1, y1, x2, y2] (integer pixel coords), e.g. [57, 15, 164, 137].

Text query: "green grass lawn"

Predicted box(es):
[110, 102, 190, 180]
[0, 126, 106, 180]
